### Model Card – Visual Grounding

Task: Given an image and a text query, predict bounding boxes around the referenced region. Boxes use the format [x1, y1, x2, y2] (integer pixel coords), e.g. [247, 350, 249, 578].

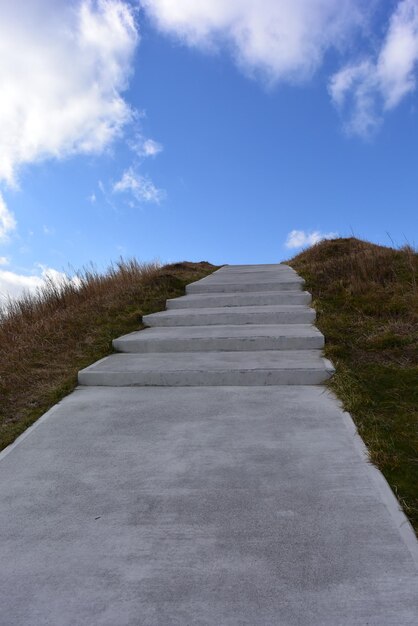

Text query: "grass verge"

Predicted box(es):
[0, 260, 216, 451]
[289, 237, 418, 533]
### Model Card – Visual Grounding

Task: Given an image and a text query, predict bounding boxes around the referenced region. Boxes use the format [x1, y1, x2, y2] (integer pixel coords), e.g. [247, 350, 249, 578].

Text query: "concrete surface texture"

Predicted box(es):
[165, 291, 312, 308]
[142, 304, 316, 327]
[1, 263, 417, 625]
[113, 323, 324, 353]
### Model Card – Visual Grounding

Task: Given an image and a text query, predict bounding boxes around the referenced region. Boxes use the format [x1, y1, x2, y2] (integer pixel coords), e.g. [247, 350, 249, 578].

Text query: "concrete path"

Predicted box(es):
[1, 264, 417, 625]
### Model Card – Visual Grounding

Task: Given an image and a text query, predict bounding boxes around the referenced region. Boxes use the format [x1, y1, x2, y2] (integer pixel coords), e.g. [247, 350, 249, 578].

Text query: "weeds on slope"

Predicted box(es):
[0, 259, 215, 451]
[289, 238, 418, 532]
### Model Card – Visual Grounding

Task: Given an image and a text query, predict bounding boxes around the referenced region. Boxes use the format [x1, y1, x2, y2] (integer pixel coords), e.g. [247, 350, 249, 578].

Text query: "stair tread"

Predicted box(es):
[146, 304, 313, 317]
[116, 324, 323, 341]
[81, 350, 333, 373]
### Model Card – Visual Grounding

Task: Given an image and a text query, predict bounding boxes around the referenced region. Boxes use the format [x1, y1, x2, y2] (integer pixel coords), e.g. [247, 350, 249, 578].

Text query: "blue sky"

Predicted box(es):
[0, 0, 417, 299]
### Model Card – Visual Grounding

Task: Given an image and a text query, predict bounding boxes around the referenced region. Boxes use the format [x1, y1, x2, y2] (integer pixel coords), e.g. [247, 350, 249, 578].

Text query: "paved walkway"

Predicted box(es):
[0, 264, 417, 625]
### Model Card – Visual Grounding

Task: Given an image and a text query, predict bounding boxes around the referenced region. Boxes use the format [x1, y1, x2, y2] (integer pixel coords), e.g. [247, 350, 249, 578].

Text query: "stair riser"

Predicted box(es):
[167, 293, 311, 309]
[113, 335, 324, 353]
[143, 311, 315, 327]
[79, 369, 332, 387]
[186, 282, 303, 294]
[197, 275, 299, 285]
[211, 264, 294, 271]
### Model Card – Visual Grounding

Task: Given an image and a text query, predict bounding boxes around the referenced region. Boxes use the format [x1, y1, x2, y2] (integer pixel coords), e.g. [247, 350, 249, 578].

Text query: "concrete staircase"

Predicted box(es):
[79, 264, 334, 387]
[2, 263, 417, 625]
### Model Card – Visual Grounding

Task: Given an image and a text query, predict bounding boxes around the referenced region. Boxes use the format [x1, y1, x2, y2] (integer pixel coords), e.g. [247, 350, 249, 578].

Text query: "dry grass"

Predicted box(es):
[289, 237, 418, 531]
[0, 259, 216, 450]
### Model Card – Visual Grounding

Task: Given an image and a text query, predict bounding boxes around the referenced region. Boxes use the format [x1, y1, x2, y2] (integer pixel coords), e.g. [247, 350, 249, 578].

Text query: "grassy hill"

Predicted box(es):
[1, 239, 417, 532]
[289, 238, 418, 532]
[0, 260, 216, 451]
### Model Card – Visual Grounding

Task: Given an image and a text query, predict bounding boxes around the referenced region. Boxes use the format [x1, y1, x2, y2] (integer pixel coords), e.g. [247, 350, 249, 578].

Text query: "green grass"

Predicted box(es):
[289, 237, 418, 532]
[0, 260, 217, 451]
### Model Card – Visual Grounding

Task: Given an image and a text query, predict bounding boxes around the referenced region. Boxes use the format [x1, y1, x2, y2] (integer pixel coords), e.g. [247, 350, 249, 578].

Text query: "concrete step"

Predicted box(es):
[186, 279, 303, 294]
[167, 291, 311, 309]
[143, 305, 315, 327]
[218, 263, 287, 270]
[79, 351, 335, 386]
[193, 265, 300, 282]
[200, 268, 300, 282]
[114, 324, 324, 353]
[215, 264, 297, 274]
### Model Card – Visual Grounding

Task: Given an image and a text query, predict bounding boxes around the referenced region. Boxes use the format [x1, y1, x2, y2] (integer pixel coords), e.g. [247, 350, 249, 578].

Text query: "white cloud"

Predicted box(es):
[0, 193, 16, 241]
[378, 0, 418, 109]
[285, 229, 338, 249]
[0, 0, 139, 186]
[141, 138, 164, 157]
[113, 167, 165, 203]
[0, 257, 10, 266]
[329, 0, 418, 136]
[141, 0, 366, 83]
[129, 133, 164, 157]
[0, 264, 77, 303]
[0, 271, 45, 301]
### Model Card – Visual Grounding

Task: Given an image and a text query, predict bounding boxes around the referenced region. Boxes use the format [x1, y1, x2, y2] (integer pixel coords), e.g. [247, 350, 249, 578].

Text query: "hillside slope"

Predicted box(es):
[0, 261, 216, 451]
[289, 238, 418, 532]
